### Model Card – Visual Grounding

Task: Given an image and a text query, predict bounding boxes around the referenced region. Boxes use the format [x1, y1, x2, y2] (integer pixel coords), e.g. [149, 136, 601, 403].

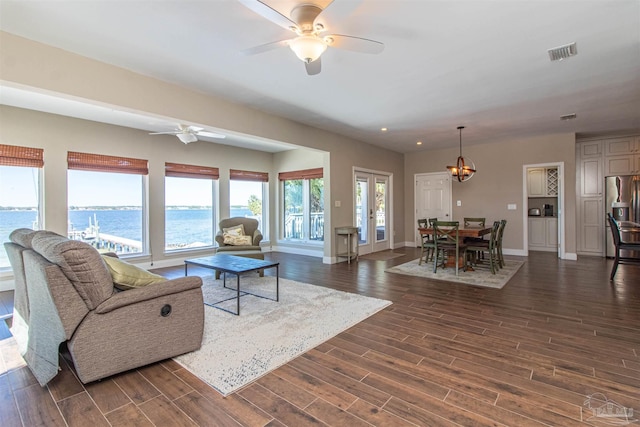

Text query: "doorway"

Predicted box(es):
[354, 170, 391, 255]
[523, 162, 567, 259]
[414, 172, 452, 245]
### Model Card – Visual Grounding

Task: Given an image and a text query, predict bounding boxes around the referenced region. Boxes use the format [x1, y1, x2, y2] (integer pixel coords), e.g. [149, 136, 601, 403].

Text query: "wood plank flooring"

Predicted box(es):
[1, 249, 639, 426]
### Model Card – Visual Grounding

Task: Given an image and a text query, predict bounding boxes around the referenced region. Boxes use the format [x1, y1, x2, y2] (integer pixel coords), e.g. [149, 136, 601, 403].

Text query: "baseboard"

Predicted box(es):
[562, 252, 578, 261]
[502, 248, 527, 257]
[0, 278, 15, 292]
[272, 245, 323, 258]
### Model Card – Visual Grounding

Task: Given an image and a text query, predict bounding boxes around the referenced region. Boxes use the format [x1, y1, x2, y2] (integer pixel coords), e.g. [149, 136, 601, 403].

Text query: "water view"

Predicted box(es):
[0, 207, 255, 268]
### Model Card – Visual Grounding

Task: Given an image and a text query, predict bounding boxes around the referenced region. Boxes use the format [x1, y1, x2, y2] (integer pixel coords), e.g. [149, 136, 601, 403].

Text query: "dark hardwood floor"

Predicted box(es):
[1, 249, 639, 426]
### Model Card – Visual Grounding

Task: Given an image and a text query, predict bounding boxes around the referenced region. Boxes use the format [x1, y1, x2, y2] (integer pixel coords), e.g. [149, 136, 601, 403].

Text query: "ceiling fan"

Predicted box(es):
[149, 124, 225, 144]
[238, 0, 384, 75]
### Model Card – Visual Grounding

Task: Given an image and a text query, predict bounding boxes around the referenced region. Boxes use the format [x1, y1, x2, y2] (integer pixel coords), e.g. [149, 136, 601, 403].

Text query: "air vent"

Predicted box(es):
[560, 113, 577, 121]
[548, 42, 577, 61]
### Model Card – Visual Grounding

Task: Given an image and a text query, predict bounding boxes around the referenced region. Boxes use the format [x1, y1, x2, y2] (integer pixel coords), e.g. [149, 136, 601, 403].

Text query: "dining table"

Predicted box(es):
[418, 225, 492, 269]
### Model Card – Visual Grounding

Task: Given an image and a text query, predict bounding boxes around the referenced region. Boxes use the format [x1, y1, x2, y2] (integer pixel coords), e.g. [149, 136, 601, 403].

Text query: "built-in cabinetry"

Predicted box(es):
[528, 217, 558, 251]
[527, 166, 558, 252]
[603, 137, 640, 175]
[576, 135, 640, 256]
[527, 167, 558, 197]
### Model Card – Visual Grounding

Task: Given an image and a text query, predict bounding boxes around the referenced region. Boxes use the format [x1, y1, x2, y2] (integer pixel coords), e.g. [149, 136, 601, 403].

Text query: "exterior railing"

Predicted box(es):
[284, 212, 324, 241]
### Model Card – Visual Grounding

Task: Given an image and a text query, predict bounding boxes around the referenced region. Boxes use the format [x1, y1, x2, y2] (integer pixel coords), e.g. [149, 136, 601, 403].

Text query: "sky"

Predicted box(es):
[1, 167, 262, 207]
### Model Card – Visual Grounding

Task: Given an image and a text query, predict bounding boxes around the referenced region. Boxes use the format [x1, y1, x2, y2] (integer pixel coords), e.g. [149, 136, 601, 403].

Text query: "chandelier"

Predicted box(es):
[446, 126, 476, 182]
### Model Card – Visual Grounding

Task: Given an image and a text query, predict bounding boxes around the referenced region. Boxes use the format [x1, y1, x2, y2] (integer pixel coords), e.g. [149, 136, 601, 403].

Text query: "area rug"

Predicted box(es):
[174, 275, 391, 396]
[359, 251, 406, 261]
[385, 258, 524, 289]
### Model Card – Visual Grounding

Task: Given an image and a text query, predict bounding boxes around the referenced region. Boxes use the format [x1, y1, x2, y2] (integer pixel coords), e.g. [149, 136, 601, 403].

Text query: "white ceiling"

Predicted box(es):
[1, 0, 639, 153]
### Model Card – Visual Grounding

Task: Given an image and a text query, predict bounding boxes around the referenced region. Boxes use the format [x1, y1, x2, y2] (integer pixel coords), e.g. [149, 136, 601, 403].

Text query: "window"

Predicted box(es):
[279, 168, 324, 242]
[0, 144, 43, 270]
[230, 169, 268, 239]
[165, 162, 219, 251]
[67, 152, 148, 255]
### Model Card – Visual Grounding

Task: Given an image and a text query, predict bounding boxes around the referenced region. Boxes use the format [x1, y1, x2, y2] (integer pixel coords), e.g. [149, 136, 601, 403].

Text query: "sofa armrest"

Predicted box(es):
[95, 276, 202, 314]
[253, 230, 263, 246]
[215, 230, 225, 246]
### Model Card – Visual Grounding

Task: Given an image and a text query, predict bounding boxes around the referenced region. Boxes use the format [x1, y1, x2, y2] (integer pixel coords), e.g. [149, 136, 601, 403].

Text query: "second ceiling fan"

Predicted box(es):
[238, 0, 384, 75]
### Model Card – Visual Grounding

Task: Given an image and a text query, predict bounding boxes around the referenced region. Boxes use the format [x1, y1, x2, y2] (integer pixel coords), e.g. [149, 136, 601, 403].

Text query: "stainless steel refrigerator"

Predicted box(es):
[605, 175, 640, 258]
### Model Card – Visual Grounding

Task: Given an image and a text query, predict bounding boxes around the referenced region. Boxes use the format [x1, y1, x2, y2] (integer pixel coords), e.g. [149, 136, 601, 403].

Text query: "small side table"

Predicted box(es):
[335, 226, 359, 264]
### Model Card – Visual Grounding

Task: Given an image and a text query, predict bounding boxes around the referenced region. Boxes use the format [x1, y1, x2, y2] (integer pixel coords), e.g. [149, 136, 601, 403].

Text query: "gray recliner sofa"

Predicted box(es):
[4, 228, 204, 385]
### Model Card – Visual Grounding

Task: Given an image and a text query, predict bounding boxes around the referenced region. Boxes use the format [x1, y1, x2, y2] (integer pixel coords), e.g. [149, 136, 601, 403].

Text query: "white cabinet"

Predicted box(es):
[604, 136, 640, 175]
[529, 217, 558, 252]
[527, 167, 558, 197]
[576, 140, 605, 256]
[578, 198, 604, 254]
[605, 154, 640, 175]
[527, 168, 546, 197]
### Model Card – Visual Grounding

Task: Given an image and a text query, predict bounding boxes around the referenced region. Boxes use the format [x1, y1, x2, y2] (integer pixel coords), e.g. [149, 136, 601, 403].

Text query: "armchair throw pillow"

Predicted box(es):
[222, 224, 245, 236]
[223, 234, 253, 246]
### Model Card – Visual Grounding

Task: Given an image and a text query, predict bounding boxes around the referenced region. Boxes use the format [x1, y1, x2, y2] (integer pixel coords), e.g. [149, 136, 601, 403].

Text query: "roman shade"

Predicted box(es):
[68, 152, 148, 175]
[0, 144, 44, 168]
[165, 162, 219, 179]
[278, 167, 323, 181]
[230, 169, 268, 182]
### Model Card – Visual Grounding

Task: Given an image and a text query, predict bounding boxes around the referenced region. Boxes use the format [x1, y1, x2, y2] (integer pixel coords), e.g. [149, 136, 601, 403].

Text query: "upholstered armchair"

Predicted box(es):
[215, 217, 263, 253]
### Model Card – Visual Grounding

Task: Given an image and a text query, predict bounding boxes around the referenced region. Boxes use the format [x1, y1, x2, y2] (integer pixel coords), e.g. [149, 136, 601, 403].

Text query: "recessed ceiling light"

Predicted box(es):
[416, 141, 423, 145]
[380, 127, 388, 132]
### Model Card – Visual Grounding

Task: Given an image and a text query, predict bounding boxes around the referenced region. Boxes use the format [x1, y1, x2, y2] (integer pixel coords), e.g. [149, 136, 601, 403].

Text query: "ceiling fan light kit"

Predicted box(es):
[177, 133, 198, 144]
[289, 35, 327, 63]
[446, 126, 476, 182]
[238, 0, 384, 75]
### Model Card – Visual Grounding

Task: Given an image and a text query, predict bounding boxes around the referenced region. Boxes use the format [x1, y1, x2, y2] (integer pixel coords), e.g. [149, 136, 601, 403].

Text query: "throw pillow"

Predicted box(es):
[223, 234, 253, 246]
[222, 224, 245, 236]
[101, 255, 167, 291]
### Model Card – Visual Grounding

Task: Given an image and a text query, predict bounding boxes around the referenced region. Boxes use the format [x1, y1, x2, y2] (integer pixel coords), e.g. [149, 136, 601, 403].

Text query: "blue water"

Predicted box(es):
[0, 208, 254, 268]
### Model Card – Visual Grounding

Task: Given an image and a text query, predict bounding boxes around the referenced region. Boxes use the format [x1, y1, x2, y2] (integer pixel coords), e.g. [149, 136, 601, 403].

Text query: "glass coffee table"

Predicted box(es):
[184, 254, 279, 315]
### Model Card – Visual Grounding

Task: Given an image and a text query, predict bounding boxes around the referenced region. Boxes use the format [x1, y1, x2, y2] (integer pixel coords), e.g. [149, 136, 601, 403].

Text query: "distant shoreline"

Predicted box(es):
[1, 206, 218, 211]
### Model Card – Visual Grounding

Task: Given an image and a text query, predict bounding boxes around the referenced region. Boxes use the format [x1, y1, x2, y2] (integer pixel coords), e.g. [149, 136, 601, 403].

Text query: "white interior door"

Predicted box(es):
[355, 171, 390, 255]
[415, 172, 452, 245]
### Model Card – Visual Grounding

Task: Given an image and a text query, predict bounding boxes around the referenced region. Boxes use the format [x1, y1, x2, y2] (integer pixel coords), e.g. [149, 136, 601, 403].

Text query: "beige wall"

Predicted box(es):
[0, 105, 281, 262]
[0, 31, 404, 262]
[404, 133, 577, 256]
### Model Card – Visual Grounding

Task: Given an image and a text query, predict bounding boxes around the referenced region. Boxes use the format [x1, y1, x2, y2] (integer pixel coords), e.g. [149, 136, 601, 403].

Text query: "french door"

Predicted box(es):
[355, 171, 390, 255]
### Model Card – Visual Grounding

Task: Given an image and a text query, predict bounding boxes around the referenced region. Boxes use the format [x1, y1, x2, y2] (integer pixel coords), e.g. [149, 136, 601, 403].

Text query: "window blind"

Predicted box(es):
[230, 169, 268, 182]
[165, 162, 219, 179]
[278, 167, 323, 181]
[0, 144, 44, 168]
[67, 152, 148, 175]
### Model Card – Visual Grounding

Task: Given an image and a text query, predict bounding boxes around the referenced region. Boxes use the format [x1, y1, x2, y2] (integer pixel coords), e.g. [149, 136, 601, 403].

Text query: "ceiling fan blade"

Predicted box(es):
[327, 34, 384, 54]
[314, 0, 363, 32]
[197, 131, 226, 139]
[305, 58, 321, 76]
[237, 0, 298, 32]
[149, 131, 178, 135]
[241, 39, 291, 56]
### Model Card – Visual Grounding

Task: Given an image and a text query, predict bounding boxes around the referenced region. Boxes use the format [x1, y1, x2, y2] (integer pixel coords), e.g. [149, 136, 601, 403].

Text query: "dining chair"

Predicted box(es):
[417, 218, 440, 264]
[464, 217, 487, 259]
[432, 221, 467, 276]
[607, 213, 640, 280]
[496, 219, 507, 268]
[465, 221, 500, 274]
[464, 217, 486, 227]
